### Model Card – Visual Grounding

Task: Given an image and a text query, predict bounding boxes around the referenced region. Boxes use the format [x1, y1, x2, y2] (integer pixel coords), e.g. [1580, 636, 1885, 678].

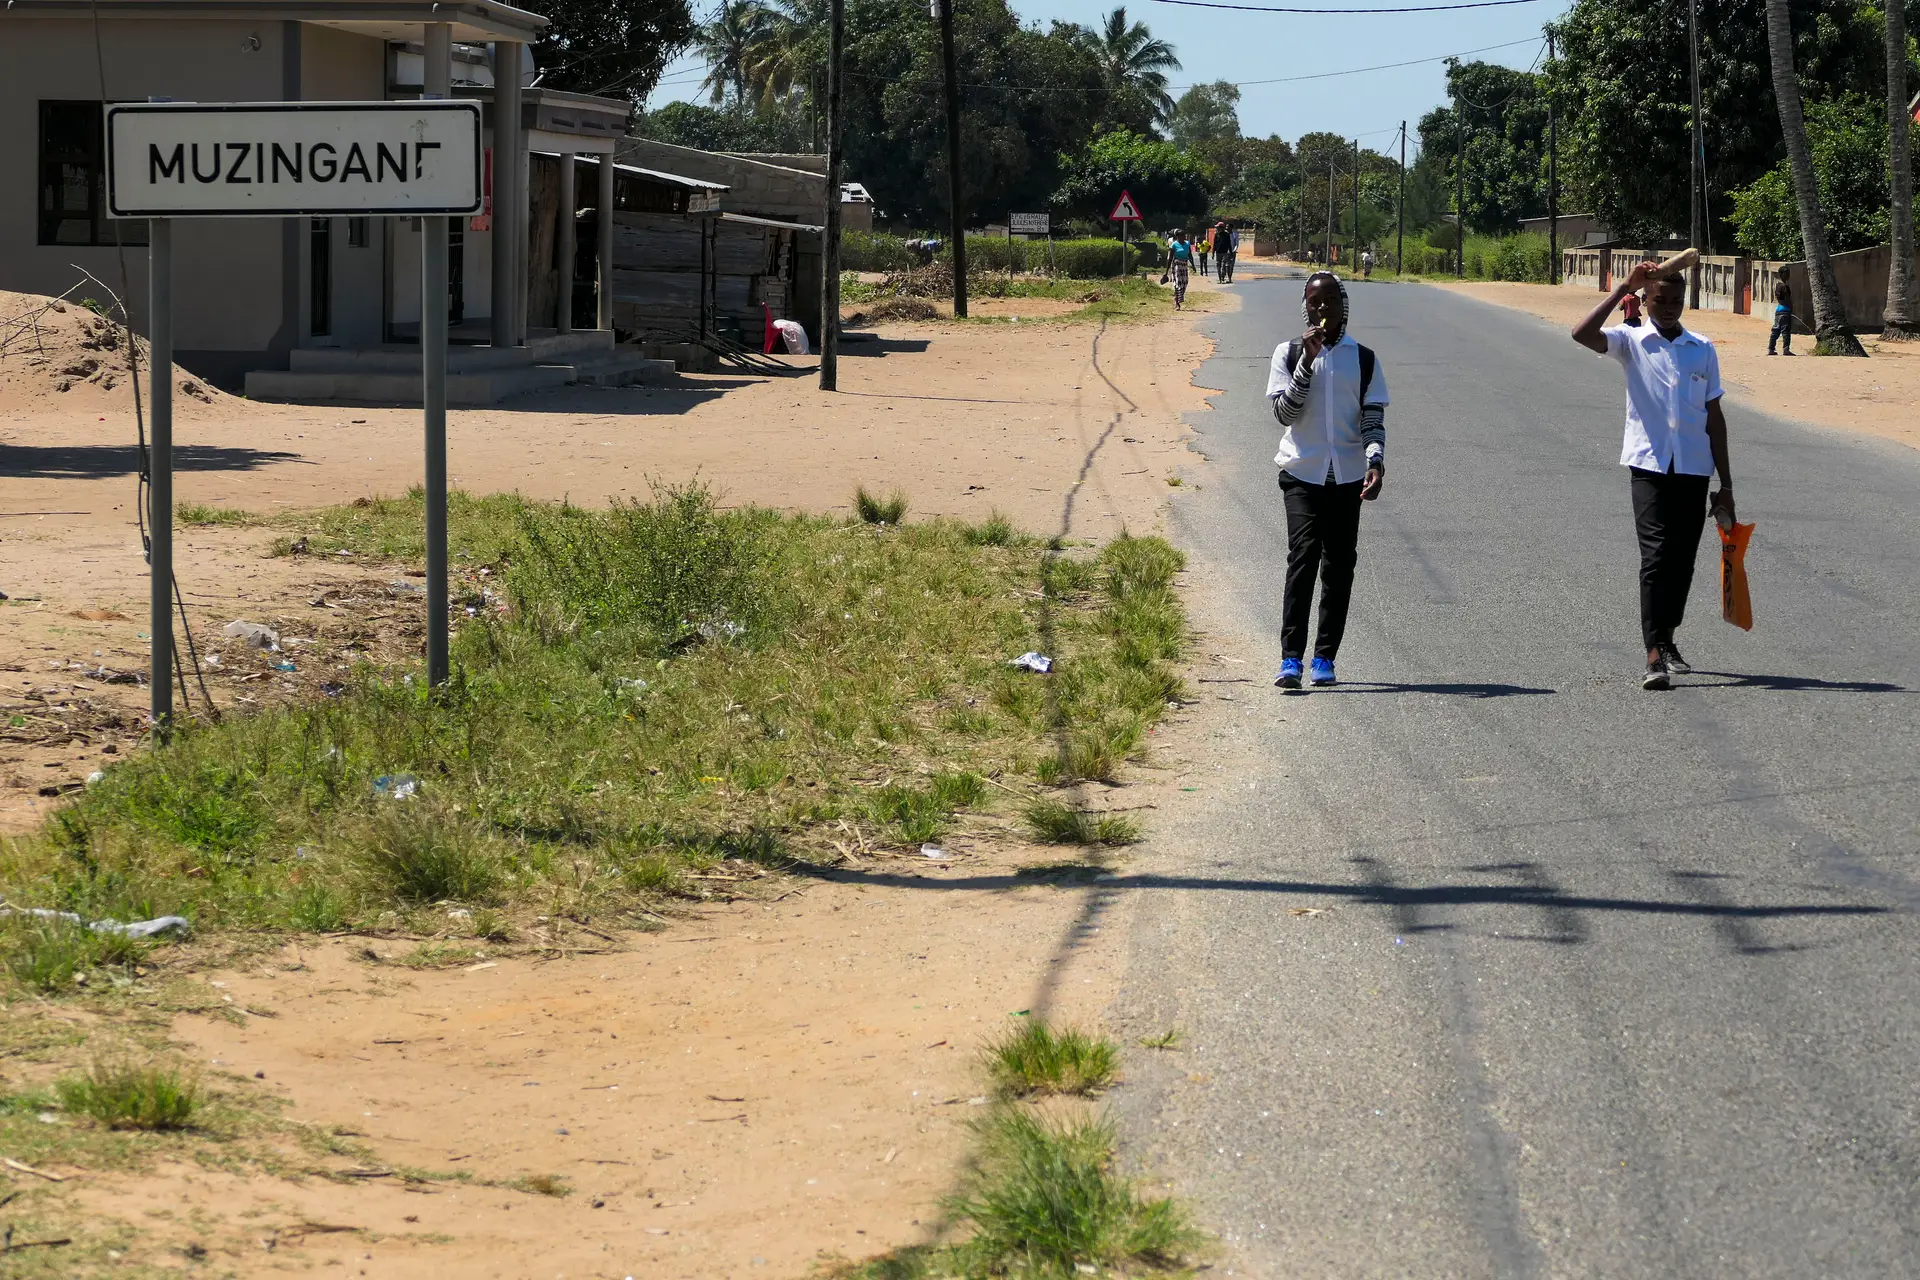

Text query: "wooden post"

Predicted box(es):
[557, 152, 575, 333]
[820, 0, 844, 388]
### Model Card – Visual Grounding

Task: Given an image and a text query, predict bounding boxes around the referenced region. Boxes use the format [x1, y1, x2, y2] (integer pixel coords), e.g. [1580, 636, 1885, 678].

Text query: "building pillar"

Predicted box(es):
[597, 154, 615, 332]
[489, 41, 521, 347]
[556, 152, 575, 334]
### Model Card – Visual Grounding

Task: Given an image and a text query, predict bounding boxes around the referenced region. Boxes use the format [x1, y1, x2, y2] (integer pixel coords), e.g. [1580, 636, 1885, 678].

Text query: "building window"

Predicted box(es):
[309, 219, 332, 337]
[347, 217, 371, 249]
[38, 101, 147, 247]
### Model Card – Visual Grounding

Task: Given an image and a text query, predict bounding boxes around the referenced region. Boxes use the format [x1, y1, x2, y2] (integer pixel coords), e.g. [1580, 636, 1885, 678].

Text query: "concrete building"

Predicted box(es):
[3, 0, 659, 401]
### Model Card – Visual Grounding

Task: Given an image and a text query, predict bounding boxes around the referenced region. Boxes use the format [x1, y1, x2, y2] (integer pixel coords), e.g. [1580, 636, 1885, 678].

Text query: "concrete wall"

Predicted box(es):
[1564, 248, 1605, 290]
[1695, 254, 1747, 313]
[616, 137, 826, 224]
[0, 16, 389, 384]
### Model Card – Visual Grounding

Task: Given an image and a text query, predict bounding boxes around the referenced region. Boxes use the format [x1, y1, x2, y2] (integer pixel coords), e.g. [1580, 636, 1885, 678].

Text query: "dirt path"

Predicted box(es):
[1435, 281, 1920, 453]
[1, 293, 1232, 1276]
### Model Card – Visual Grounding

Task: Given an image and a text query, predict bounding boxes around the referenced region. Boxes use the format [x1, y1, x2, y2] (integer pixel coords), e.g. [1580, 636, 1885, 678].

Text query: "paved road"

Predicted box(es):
[1113, 271, 1920, 1277]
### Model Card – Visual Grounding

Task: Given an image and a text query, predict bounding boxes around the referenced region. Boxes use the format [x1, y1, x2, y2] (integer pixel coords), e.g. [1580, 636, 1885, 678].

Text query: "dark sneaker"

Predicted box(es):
[1309, 657, 1337, 686]
[1275, 657, 1303, 690]
[1660, 643, 1692, 675]
[1642, 657, 1671, 691]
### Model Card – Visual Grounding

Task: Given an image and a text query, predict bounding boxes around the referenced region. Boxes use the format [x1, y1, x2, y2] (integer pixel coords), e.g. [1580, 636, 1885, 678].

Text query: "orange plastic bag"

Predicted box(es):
[1718, 518, 1754, 630]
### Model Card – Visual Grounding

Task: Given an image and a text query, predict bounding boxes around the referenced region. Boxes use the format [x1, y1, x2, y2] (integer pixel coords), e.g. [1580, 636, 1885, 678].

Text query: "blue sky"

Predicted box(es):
[640, 0, 1564, 160]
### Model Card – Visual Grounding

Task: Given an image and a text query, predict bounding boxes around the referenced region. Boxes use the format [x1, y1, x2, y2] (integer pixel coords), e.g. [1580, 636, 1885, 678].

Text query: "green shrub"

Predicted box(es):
[56, 1059, 203, 1130]
[355, 803, 505, 904]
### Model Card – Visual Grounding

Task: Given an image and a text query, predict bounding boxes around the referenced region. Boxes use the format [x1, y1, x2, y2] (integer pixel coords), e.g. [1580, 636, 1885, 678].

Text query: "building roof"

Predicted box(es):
[0, 0, 548, 42]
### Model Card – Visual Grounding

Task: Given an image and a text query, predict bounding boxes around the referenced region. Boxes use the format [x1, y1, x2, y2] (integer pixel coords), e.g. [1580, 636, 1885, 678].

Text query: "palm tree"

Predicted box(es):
[1077, 7, 1182, 129]
[745, 0, 826, 107]
[1763, 0, 1866, 354]
[1883, 2, 1918, 339]
[694, 0, 774, 105]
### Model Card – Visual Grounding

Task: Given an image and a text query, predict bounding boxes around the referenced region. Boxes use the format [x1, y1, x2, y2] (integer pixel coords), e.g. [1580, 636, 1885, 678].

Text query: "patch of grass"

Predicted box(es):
[854, 486, 909, 525]
[393, 942, 483, 968]
[509, 1172, 571, 1197]
[55, 1059, 203, 1131]
[962, 511, 1017, 547]
[0, 915, 147, 993]
[987, 1020, 1119, 1097]
[1139, 1029, 1183, 1051]
[956, 1108, 1200, 1274]
[175, 503, 256, 526]
[1022, 800, 1139, 847]
[3, 486, 1187, 969]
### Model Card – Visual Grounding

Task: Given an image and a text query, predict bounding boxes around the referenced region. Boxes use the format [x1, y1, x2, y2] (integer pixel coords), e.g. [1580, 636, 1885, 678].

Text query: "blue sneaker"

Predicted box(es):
[1309, 657, 1337, 686]
[1274, 658, 1304, 690]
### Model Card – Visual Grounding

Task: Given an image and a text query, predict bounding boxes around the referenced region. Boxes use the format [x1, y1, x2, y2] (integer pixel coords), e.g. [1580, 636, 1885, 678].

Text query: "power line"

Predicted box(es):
[1150, 0, 1549, 12]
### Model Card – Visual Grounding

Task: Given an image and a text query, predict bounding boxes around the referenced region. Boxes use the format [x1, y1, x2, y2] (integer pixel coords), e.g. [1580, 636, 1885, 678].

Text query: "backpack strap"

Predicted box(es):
[1357, 343, 1375, 402]
[1283, 342, 1299, 378]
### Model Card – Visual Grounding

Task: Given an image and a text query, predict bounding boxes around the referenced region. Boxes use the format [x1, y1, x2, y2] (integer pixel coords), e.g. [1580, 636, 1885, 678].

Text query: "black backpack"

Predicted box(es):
[1284, 340, 1376, 404]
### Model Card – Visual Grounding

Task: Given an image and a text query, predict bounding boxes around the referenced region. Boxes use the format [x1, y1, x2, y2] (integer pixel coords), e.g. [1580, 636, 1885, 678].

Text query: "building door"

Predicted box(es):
[309, 218, 332, 338]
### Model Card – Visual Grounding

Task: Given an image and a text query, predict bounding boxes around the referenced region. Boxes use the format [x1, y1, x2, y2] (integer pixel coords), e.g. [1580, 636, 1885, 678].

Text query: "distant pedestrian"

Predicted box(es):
[1165, 229, 1193, 309]
[1768, 269, 1794, 355]
[1196, 234, 1211, 278]
[1266, 271, 1389, 690]
[1214, 222, 1236, 283]
[1360, 249, 1375, 279]
[1571, 258, 1738, 690]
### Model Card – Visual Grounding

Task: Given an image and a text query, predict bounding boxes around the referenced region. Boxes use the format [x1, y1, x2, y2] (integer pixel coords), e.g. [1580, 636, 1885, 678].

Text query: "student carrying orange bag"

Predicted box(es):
[1717, 505, 1754, 630]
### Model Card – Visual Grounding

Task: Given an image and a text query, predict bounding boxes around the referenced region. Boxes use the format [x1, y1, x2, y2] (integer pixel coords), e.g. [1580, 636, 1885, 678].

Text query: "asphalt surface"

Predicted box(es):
[1111, 270, 1920, 1277]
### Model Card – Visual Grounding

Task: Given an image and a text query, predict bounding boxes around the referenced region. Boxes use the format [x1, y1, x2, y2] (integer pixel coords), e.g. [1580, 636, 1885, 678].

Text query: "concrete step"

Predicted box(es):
[633, 341, 715, 373]
[569, 355, 678, 388]
[288, 332, 615, 376]
[245, 362, 577, 406]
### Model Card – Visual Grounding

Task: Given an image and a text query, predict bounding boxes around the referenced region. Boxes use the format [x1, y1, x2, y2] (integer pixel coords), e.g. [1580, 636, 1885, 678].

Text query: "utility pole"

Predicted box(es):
[937, 0, 967, 317]
[1297, 155, 1307, 260]
[1325, 156, 1335, 266]
[1454, 100, 1465, 278]
[820, 0, 844, 389]
[1397, 121, 1406, 276]
[1547, 30, 1560, 285]
[1352, 137, 1361, 270]
[1687, 0, 1704, 304]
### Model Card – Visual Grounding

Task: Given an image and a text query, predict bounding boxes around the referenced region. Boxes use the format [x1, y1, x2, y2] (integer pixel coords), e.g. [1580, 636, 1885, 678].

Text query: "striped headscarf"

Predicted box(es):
[1302, 271, 1349, 345]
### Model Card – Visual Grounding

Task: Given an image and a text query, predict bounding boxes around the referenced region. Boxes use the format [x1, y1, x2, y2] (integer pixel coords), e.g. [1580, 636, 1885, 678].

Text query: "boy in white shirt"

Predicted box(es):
[1571, 259, 1738, 689]
[1265, 272, 1389, 689]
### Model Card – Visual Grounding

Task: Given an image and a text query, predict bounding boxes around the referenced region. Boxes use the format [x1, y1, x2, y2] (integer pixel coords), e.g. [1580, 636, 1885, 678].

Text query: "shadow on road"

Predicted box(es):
[1314, 680, 1556, 698]
[1688, 670, 1907, 694]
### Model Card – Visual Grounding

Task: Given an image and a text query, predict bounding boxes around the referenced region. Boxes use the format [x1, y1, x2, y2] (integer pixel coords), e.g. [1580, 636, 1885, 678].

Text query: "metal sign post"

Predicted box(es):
[107, 99, 482, 710]
[1108, 190, 1141, 279]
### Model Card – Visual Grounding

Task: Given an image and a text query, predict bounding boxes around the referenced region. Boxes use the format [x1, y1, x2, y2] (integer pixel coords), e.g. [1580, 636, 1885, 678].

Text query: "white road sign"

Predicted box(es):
[106, 101, 483, 218]
[1009, 212, 1050, 235]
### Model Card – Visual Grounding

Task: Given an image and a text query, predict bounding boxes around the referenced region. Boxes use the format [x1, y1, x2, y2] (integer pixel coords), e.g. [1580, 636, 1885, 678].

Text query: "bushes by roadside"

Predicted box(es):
[841, 230, 1161, 279]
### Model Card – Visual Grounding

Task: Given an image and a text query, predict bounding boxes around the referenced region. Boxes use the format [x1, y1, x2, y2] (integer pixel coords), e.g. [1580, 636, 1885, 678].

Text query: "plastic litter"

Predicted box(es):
[772, 318, 810, 355]
[320, 681, 346, 697]
[0, 905, 190, 939]
[920, 844, 944, 860]
[85, 771, 104, 786]
[1008, 652, 1053, 674]
[222, 620, 280, 651]
[271, 660, 297, 673]
[373, 774, 419, 801]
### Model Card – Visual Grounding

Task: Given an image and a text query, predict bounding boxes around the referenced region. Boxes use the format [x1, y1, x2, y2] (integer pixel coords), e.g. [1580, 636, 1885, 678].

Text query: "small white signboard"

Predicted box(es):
[1009, 212, 1050, 235]
[106, 101, 483, 218]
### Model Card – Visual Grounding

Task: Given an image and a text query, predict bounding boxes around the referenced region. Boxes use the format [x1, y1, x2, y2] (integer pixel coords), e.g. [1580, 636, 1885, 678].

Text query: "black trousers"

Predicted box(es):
[1279, 471, 1365, 660]
[1629, 466, 1711, 651]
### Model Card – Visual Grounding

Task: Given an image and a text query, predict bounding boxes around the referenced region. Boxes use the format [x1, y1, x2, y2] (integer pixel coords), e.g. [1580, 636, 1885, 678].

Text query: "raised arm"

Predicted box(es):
[1572, 259, 1658, 353]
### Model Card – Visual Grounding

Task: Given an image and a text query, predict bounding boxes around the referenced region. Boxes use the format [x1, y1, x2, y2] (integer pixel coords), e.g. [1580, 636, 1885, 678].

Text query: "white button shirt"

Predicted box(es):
[1266, 334, 1390, 485]
[1602, 323, 1723, 475]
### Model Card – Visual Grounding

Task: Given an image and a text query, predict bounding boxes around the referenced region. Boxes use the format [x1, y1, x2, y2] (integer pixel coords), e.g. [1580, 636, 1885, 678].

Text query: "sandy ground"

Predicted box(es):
[1, 293, 1225, 833]
[1436, 281, 1920, 453]
[0, 290, 1232, 1277]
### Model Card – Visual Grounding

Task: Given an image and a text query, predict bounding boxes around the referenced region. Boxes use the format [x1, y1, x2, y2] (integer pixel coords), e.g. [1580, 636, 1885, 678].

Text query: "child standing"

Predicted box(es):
[1768, 269, 1794, 355]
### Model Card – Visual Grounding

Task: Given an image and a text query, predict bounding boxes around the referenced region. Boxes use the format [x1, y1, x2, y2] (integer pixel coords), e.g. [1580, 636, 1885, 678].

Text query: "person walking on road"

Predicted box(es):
[1572, 258, 1738, 690]
[1767, 268, 1794, 355]
[1267, 271, 1389, 690]
[1166, 229, 1193, 310]
[1214, 222, 1236, 283]
[1360, 248, 1375, 279]
[1196, 233, 1211, 278]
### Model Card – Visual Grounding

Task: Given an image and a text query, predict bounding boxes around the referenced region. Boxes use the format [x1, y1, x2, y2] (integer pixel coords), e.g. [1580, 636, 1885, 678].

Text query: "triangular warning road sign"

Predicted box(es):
[1109, 189, 1142, 221]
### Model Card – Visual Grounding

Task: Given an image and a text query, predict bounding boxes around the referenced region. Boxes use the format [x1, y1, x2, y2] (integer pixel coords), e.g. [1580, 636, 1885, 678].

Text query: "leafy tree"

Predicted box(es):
[693, 0, 776, 104]
[532, 0, 699, 103]
[1071, 6, 1182, 133]
[1053, 129, 1212, 225]
[1885, 0, 1919, 336]
[1547, 0, 1897, 246]
[634, 100, 812, 152]
[1727, 94, 1920, 257]
[1418, 60, 1550, 235]
[747, 0, 829, 105]
[1170, 81, 1241, 148]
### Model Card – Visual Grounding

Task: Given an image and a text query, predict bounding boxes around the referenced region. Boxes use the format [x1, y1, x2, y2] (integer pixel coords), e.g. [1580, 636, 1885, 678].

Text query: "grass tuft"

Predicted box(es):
[963, 511, 1018, 547]
[954, 1108, 1201, 1274]
[174, 503, 256, 525]
[987, 1020, 1119, 1097]
[55, 1059, 203, 1131]
[1139, 1029, 1183, 1051]
[511, 1172, 571, 1197]
[854, 486, 909, 525]
[356, 803, 505, 904]
[1022, 800, 1139, 846]
[0, 915, 147, 993]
